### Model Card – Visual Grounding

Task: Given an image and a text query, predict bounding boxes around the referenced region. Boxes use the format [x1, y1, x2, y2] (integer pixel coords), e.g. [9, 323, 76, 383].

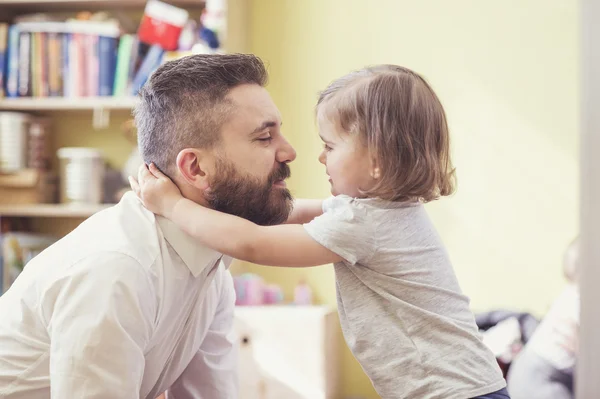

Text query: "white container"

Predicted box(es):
[57, 147, 105, 204]
[0, 112, 30, 173]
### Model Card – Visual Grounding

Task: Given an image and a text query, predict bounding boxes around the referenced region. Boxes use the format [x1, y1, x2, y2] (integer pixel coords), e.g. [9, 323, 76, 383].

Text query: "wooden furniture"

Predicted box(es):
[235, 306, 340, 399]
[154, 306, 340, 399]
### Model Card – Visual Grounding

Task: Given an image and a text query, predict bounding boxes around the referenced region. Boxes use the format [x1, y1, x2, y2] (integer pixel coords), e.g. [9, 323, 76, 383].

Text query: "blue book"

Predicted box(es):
[0, 24, 7, 97]
[130, 44, 163, 95]
[5, 25, 19, 98]
[98, 35, 117, 96]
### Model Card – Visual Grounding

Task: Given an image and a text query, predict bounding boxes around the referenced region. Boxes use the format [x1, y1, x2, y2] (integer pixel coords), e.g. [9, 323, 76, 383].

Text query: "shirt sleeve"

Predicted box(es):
[166, 267, 238, 399]
[45, 251, 156, 399]
[303, 195, 376, 265]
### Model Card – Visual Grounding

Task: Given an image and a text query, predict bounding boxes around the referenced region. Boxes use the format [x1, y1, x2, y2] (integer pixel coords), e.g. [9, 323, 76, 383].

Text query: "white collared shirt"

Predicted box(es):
[0, 192, 238, 399]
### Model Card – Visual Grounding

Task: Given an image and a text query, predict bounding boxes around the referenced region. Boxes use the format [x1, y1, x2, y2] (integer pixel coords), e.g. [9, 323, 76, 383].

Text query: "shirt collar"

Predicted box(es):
[156, 214, 231, 277]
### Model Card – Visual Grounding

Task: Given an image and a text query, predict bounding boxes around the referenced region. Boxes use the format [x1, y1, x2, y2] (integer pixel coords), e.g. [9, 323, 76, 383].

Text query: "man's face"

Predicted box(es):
[207, 84, 297, 225]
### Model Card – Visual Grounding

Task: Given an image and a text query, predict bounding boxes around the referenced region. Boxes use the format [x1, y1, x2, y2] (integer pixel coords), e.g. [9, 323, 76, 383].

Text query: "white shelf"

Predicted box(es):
[0, 97, 139, 111]
[0, 0, 204, 11]
[0, 203, 113, 217]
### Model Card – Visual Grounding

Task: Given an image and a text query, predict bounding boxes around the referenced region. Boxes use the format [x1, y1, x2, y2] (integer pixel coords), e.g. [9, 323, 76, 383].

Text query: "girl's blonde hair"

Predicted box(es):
[317, 65, 456, 202]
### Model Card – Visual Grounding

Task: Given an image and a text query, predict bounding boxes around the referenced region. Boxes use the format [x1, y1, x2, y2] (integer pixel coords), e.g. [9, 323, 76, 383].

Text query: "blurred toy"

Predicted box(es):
[2, 232, 56, 293]
[202, 0, 226, 33]
[178, 20, 198, 51]
[3, 235, 23, 291]
[234, 273, 286, 306]
[294, 280, 313, 305]
[199, 27, 220, 50]
[263, 284, 284, 305]
[234, 273, 265, 306]
[138, 0, 189, 51]
[191, 0, 224, 54]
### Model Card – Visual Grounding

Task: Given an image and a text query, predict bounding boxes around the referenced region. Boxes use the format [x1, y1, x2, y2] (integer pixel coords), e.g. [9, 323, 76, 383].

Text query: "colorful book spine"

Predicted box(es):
[0, 23, 8, 98]
[47, 32, 62, 97]
[98, 35, 117, 96]
[113, 34, 134, 97]
[131, 44, 164, 95]
[72, 33, 85, 97]
[86, 34, 99, 97]
[17, 31, 30, 97]
[2, 19, 177, 98]
[6, 26, 20, 98]
[62, 33, 70, 97]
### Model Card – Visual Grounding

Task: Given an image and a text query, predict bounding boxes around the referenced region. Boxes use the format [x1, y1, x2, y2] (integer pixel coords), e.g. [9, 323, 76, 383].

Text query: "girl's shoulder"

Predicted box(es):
[325, 194, 421, 212]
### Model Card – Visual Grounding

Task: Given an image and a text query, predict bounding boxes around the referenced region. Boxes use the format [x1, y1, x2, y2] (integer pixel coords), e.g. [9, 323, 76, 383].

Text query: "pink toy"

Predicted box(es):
[234, 273, 286, 306]
[234, 273, 265, 306]
[263, 284, 284, 305]
[294, 280, 313, 305]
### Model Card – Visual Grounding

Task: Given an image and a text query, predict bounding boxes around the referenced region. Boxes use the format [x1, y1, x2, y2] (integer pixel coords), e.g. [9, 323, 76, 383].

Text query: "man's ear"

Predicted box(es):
[176, 148, 213, 191]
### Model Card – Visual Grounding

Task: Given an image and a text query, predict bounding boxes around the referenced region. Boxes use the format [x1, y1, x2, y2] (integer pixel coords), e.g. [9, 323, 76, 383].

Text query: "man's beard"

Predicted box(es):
[207, 158, 293, 226]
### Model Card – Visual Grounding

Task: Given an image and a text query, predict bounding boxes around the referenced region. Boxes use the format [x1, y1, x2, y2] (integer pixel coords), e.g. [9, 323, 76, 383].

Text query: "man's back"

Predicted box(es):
[0, 192, 237, 399]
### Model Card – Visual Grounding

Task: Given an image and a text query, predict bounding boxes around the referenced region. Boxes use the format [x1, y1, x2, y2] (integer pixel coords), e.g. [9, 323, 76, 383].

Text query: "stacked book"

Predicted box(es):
[0, 20, 166, 99]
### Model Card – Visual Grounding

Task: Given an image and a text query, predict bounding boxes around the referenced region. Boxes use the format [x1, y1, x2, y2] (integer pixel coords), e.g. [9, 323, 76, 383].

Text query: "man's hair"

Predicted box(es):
[317, 65, 456, 202]
[134, 53, 268, 174]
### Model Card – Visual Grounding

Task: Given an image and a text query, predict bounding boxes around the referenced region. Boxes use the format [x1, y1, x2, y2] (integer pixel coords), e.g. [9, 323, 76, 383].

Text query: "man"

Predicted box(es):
[0, 54, 296, 398]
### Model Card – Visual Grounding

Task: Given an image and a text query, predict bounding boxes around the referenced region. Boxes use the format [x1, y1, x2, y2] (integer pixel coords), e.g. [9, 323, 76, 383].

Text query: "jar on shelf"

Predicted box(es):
[57, 147, 105, 204]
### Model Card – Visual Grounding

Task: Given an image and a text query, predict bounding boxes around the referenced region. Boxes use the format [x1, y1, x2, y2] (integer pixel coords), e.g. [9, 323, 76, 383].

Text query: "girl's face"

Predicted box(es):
[317, 111, 378, 197]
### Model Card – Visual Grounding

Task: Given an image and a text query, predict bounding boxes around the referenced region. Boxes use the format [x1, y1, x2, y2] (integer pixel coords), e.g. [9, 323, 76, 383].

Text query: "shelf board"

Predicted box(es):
[0, 97, 138, 111]
[0, 0, 204, 11]
[0, 203, 113, 217]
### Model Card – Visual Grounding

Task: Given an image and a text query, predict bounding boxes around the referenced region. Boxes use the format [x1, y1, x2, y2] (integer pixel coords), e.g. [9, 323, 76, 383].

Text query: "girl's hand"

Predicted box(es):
[129, 163, 183, 219]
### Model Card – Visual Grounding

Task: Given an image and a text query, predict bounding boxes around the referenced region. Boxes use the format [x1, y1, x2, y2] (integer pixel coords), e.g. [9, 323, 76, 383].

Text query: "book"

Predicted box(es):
[6, 25, 20, 98]
[0, 23, 8, 98]
[131, 44, 164, 95]
[113, 34, 134, 97]
[47, 32, 62, 97]
[99, 35, 118, 96]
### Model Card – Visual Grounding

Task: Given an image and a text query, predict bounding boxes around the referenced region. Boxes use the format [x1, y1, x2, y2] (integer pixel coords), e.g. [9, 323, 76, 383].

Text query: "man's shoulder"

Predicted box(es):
[52, 193, 161, 268]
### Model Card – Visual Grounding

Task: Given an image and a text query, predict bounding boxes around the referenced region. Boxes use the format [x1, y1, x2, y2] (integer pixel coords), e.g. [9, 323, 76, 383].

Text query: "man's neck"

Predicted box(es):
[174, 176, 211, 208]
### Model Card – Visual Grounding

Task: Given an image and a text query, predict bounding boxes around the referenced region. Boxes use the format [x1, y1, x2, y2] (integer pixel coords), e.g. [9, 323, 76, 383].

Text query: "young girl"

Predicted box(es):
[132, 65, 508, 399]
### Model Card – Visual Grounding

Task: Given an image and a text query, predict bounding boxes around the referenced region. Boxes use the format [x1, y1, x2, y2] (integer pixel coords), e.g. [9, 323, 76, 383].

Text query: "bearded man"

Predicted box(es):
[0, 54, 298, 399]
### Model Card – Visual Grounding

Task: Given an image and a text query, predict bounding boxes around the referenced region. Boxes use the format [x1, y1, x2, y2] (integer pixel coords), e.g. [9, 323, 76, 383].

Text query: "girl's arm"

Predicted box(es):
[286, 199, 324, 224]
[130, 164, 342, 267]
[170, 197, 339, 266]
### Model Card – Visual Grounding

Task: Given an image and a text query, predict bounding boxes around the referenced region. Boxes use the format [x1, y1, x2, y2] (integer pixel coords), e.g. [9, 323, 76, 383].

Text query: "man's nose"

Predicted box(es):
[276, 137, 297, 164]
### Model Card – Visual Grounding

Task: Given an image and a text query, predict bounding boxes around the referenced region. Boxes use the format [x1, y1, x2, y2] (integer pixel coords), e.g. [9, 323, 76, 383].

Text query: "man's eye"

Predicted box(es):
[257, 136, 272, 142]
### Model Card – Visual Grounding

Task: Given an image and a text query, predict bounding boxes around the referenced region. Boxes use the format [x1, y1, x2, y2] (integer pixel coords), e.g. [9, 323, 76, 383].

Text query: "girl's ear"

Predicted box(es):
[370, 156, 381, 179]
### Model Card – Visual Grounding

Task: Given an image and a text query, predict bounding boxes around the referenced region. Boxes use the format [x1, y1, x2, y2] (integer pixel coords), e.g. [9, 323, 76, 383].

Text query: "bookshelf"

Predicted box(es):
[0, 0, 249, 53]
[0, 0, 250, 220]
[0, 96, 138, 111]
[0, 0, 251, 302]
[0, 203, 110, 217]
[0, 0, 203, 8]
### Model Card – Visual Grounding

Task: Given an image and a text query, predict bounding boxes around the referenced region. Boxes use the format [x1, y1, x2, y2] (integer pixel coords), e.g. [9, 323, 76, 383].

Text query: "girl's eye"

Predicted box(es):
[324, 144, 332, 151]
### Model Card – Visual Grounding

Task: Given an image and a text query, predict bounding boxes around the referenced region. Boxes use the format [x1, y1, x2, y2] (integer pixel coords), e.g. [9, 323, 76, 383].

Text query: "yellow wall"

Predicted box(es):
[51, 111, 135, 170]
[240, 1, 580, 397]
